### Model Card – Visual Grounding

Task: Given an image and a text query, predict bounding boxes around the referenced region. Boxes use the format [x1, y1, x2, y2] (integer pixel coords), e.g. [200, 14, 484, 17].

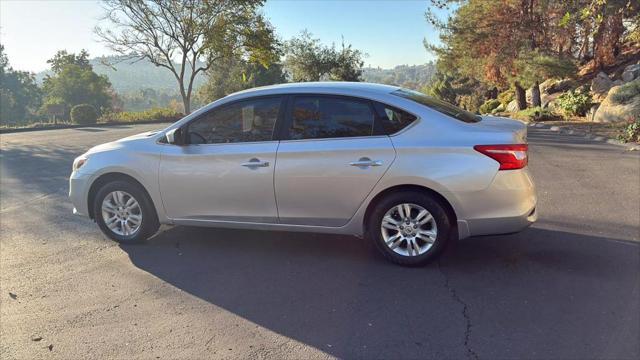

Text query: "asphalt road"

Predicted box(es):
[1, 123, 639, 359]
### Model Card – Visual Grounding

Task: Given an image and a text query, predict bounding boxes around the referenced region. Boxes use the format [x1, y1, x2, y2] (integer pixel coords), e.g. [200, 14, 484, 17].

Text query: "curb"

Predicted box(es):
[0, 119, 175, 134]
[529, 122, 640, 151]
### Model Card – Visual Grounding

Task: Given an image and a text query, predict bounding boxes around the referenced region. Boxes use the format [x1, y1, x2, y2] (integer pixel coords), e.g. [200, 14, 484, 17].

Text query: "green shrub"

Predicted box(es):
[479, 99, 501, 114]
[497, 89, 514, 107]
[491, 104, 505, 114]
[556, 89, 592, 116]
[70, 104, 98, 125]
[513, 107, 560, 122]
[458, 94, 483, 113]
[618, 118, 640, 143]
[98, 108, 183, 124]
[611, 79, 640, 105]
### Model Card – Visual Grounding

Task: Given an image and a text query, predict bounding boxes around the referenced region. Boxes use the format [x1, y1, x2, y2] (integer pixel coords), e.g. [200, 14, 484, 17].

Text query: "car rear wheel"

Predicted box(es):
[93, 180, 159, 243]
[367, 191, 452, 266]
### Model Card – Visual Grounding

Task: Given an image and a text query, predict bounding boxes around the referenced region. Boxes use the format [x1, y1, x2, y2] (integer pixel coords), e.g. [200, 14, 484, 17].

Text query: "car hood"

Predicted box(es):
[116, 130, 162, 142]
[85, 130, 160, 155]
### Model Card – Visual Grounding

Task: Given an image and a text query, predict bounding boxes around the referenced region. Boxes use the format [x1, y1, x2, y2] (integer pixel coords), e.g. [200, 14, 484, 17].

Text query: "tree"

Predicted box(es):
[423, 72, 457, 104]
[96, 0, 279, 114]
[589, 0, 639, 69]
[329, 38, 365, 81]
[0, 45, 42, 125]
[47, 49, 91, 73]
[42, 50, 113, 118]
[284, 31, 337, 82]
[284, 31, 365, 82]
[198, 56, 286, 102]
[426, 0, 532, 109]
[425, 0, 594, 110]
[513, 50, 577, 107]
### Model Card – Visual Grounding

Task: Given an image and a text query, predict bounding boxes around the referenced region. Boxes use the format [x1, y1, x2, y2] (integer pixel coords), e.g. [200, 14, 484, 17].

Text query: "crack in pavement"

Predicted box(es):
[438, 260, 479, 360]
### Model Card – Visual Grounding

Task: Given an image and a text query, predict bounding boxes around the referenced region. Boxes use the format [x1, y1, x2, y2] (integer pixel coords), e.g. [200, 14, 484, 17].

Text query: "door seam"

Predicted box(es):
[273, 140, 281, 223]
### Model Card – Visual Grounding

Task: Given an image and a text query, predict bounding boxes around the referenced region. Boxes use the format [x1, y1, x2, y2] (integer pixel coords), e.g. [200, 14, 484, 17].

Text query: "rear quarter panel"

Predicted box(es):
[378, 110, 518, 219]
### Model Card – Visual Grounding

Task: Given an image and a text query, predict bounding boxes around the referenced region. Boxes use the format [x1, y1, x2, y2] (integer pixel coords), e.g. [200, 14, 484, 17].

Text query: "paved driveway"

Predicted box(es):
[1, 124, 638, 359]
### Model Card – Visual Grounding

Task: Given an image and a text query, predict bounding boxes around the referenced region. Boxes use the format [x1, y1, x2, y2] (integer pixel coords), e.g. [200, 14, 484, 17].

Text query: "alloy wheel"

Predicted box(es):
[101, 190, 142, 237]
[380, 203, 438, 257]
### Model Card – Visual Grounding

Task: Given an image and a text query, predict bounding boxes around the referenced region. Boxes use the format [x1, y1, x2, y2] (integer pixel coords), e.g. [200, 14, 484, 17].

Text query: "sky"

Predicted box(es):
[0, 0, 446, 73]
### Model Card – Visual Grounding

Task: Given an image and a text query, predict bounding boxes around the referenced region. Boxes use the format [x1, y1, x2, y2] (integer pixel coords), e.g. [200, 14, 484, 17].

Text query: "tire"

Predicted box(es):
[93, 180, 159, 244]
[367, 191, 452, 266]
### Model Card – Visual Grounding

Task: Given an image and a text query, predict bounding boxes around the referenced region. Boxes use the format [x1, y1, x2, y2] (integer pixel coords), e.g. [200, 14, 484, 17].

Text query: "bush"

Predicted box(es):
[556, 89, 592, 116]
[491, 104, 505, 114]
[611, 79, 640, 105]
[497, 89, 514, 107]
[513, 107, 560, 122]
[618, 118, 640, 143]
[98, 108, 183, 124]
[458, 94, 483, 113]
[70, 104, 98, 125]
[479, 99, 501, 114]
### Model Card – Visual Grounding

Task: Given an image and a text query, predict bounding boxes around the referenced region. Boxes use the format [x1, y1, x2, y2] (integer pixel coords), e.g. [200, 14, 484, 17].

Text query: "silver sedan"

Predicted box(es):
[69, 82, 536, 266]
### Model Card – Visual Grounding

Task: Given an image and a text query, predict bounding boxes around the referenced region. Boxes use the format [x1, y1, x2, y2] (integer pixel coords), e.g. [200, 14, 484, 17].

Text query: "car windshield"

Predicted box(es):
[391, 88, 481, 123]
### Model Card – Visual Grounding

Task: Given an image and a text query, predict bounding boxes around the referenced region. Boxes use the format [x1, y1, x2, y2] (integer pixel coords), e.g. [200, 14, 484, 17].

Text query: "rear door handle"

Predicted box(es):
[350, 158, 383, 167]
[241, 158, 270, 168]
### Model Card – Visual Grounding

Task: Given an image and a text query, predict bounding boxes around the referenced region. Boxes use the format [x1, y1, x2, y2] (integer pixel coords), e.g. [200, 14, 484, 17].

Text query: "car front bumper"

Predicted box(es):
[69, 171, 91, 217]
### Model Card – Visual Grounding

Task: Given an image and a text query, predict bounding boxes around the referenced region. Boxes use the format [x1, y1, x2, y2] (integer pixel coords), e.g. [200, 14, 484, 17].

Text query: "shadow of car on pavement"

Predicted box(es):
[119, 225, 640, 359]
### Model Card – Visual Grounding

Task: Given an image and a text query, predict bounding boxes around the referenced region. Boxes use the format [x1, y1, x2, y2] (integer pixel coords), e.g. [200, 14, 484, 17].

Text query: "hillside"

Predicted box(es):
[35, 57, 435, 95]
[362, 63, 436, 90]
[35, 55, 206, 94]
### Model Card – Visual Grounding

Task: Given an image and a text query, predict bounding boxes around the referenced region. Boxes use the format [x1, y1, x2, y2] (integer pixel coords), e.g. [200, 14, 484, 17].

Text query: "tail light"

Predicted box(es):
[474, 144, 528, 170]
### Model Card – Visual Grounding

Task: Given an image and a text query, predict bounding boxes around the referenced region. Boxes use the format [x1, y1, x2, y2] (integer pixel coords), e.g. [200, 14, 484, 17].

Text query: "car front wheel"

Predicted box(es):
[367, 191, 452, 266]
[93, 180, 159, 243]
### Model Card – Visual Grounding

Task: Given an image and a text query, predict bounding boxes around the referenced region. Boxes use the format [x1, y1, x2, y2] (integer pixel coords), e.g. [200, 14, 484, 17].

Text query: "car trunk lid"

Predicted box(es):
[476, 116, 528, 143]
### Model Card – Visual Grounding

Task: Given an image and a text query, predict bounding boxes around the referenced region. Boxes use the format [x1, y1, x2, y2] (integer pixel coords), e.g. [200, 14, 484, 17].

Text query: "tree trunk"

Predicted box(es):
[515, 83, 527, 110]
[486, 87, 498, 99]
[179, 83, 191, 115]
[182, 95, 191, 115]
[180, 94, 191, 115]
[531, 81, 541, 108]
[593, 10, 624, 70]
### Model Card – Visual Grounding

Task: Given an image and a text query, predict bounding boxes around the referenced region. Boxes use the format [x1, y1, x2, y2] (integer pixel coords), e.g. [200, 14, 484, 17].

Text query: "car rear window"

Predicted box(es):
[392, 88, 481, 123]
[372, 102, 417, 134]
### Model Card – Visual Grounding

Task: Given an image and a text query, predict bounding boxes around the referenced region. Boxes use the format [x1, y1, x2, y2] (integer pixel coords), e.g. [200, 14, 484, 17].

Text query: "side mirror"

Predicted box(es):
[165, 128, 184, 145]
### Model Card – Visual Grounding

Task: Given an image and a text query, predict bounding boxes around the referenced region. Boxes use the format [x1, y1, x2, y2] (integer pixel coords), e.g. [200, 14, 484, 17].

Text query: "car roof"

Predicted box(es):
[228, 81, 401, 98]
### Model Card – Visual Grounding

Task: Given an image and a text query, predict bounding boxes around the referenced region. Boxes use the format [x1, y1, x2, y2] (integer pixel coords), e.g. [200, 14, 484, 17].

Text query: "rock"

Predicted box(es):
[491, 104, 505, 114]
[525, 87, 541, 105]
[31, 336, 43, 342]
[587, 104, 599, 121]
[594, 82, 640, 123]
[622, 71, 635, 82]
[539, 79, 556, 94]
[541, 93, 562, 108]
[542, 79, 575, 94]
[9, 292, 17, 300]
[622, 64, 640, 82]
[591, 72, 613, 98]
[506, 100, 519, 113]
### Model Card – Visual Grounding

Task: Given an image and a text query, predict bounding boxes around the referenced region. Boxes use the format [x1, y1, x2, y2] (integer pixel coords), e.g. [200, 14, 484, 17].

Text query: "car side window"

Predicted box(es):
[288, 96, 375, 140]
[187, 97, 282, 144]
[373, 102, 417, 135]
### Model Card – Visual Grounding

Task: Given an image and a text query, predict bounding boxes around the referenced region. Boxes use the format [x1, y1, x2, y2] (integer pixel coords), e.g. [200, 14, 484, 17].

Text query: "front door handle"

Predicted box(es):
[350, 158, 383, 167]
[241, 158, 270, 168]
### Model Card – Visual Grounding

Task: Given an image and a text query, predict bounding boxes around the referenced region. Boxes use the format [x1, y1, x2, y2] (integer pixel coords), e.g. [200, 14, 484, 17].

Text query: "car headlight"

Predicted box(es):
[72, 156, 88, 171]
